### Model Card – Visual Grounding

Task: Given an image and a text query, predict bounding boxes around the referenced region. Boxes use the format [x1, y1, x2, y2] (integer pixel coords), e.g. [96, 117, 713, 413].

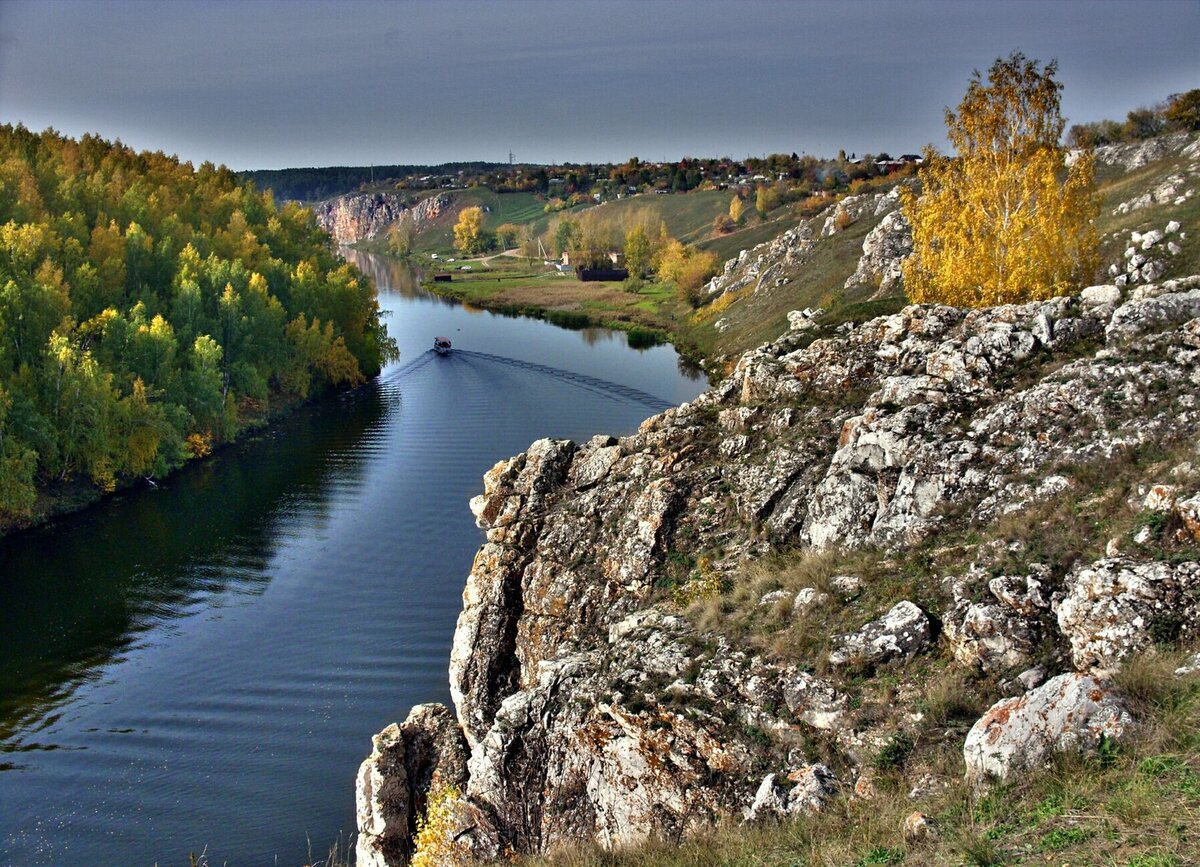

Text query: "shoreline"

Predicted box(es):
[414, 272, 713, 379]
[0, 384, 354, 541]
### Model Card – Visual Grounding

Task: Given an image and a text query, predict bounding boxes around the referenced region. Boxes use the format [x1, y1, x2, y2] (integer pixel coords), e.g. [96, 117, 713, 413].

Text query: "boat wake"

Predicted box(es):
[378, 349, 676, 412]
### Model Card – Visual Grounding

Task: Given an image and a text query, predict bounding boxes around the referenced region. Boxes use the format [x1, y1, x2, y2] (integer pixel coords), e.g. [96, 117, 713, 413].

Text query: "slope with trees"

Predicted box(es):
[0, 125, 397, 527]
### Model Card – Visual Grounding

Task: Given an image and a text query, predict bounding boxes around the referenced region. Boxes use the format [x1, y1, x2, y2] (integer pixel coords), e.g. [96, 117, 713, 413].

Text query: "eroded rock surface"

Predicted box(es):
[963, 673, 1136, 785]
[359, 274, 1200, 862]
[312, 192, 447, 244]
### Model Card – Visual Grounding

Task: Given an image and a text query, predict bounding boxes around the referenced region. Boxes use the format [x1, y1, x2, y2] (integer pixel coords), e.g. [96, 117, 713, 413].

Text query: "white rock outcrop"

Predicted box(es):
[1054, 558, 1200, 670]
[964, 673, 1136, 785]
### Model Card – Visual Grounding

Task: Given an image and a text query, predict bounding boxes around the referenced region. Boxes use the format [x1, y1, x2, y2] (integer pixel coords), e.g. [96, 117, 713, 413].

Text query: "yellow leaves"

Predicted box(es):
[655, 239, 719, 304]
[284, 314, 364, 396]
[452, 205, 488, 255]
[411, 777, 472, 867]
[902, 54, 1099, 308]
[185, 431, 213, 459]
[729, 195, 745, 225]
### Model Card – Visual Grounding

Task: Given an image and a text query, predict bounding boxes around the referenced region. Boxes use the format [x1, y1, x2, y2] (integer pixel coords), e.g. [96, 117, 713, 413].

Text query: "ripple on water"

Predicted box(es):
[0, 264, 707, 865]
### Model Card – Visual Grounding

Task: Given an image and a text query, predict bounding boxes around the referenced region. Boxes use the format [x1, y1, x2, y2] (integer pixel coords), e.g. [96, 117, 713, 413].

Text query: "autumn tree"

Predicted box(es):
[755, 183, 780, 218]
[452, 205, 491, 255]
[0, 124, 397, 517]
[1164, 89, 1200, 131]
[728, 195, 745, 225]
[494, 222, 520, 249]
[901, 53, 1099, 307]
[654, 239, 718, 306]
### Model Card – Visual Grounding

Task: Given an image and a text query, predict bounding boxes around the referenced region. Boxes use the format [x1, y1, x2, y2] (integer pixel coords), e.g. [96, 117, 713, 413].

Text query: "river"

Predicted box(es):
[0, 250, 706, 865]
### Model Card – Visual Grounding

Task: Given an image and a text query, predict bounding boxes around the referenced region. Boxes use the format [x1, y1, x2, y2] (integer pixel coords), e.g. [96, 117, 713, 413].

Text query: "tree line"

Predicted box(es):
[1067, 89, 1200, 148]
[0, 125, 397, 517]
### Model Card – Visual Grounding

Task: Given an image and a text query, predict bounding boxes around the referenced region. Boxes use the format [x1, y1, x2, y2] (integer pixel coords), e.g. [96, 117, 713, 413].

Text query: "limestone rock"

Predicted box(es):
[846, 209, 913, 293]
[745, 765, 838, 821]
[1106, 289, 1200, 343]
[1054, 558, 1200, 670]
[312, 192, 447, 244]
[945, 601, 1037, 672]
[829, 601, 932, 667]
[356, 264, 1200, 861]
[355, 704, 469, 867]
[964, 673, 1136, 785]
[902, 811, 938, 841]
[781, 669, 849, 730]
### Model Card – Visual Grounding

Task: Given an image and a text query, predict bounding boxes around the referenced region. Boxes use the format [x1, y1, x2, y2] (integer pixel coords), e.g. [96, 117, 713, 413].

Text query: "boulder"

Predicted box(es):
[1054, 558, 1200, 670]
[944, 601, 1038, 672]
[1106, 289, 1200, 344]
[829, 601, 932, 667]
[745, 765, 838, 821]
[964, 673, 1136, 785]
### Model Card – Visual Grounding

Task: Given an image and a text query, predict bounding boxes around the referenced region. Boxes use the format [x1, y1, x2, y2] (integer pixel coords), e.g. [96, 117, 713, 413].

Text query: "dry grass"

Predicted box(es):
[518, 648, 1199, 867]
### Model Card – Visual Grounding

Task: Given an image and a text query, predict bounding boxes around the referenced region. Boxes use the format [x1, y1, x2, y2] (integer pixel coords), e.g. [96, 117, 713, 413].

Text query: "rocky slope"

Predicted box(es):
[312, 192, 448, 244]
[355, 272, 1200, 865]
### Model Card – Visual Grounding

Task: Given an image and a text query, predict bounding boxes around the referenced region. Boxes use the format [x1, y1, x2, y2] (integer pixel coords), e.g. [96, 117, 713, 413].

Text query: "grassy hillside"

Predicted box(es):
[679, 134, 1198, 367]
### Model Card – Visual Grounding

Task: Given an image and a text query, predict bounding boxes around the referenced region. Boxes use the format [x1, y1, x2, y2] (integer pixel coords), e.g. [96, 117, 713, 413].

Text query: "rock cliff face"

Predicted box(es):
[311, 192, 448, 244]
[705, 185, 914, 302]
[357, 273, 1200, 864]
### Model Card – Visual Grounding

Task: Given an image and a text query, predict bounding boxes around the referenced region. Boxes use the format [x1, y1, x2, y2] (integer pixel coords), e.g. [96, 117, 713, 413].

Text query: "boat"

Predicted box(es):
[433, 336, 453, 355]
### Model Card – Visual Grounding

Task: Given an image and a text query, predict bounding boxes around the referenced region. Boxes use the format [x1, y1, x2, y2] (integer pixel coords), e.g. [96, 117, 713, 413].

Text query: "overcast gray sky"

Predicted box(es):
[1, 0, 1196, 170]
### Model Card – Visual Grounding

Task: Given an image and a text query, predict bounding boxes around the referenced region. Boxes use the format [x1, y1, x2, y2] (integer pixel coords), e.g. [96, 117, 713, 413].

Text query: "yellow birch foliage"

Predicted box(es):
[410, 778, 473, 867]
[452, 205, 487, 255]
[900, 53, 1099, 307]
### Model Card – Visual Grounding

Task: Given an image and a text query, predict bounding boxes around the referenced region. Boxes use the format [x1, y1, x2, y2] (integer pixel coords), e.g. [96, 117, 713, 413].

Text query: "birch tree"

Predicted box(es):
[901, 53, 1099, 306]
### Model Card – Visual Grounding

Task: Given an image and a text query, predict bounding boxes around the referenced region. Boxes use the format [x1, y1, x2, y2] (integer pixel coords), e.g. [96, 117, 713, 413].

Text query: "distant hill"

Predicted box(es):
[241, 162, 509, 203]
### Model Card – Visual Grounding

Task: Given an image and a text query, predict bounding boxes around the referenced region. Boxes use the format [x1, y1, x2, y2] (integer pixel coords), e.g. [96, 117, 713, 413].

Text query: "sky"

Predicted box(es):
[0, 0, 1196, 171]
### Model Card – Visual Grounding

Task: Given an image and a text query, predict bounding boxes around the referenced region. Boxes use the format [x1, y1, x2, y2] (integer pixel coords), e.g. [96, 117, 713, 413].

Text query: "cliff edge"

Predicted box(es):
[354, 272, 1200, 865]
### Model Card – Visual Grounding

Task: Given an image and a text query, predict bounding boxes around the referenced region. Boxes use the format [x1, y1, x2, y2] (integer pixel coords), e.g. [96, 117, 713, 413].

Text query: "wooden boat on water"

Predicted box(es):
[433, 336, 453, 355]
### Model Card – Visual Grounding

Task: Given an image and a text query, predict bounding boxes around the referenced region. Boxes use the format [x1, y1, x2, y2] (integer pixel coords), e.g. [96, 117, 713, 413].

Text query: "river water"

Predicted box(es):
[0, 251, 706, 866]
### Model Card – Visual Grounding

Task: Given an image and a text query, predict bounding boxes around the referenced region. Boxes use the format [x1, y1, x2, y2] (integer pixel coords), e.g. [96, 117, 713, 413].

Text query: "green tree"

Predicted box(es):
[900, 52, 1099, 307]
[553, 218, 580, 257]
[386, 213, 415, 257]
[0, 387, 36, 514]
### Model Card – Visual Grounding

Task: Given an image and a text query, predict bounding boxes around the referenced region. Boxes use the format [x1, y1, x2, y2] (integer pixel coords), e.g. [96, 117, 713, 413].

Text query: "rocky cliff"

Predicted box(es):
[312, 192, 448, 245]
[355, 271, 1200, 865]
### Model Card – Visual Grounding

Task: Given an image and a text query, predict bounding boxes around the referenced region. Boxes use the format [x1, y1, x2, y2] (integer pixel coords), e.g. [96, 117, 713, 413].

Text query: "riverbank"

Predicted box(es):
[0, 387, 315, 539]
[420, 259, 696, 345]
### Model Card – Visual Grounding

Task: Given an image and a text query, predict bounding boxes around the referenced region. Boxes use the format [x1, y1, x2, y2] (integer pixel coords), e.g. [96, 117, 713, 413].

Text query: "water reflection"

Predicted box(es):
[0, 386, 394, 748]
[0, 250, 707, 865]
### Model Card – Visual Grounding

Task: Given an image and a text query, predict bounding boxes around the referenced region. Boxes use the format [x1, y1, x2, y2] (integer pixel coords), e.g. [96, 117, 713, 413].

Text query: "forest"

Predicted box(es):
[0, 125, 397, 519]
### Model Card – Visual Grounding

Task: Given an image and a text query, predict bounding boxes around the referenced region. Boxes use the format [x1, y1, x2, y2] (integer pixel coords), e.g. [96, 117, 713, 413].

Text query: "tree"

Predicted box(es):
[452, 206, 491, 255]
[654, 238, 718, 306]
[1124, 106, 1165, 140]
[552, 218, 580, 257]
[623, 224, 652, 278]
[728, 195, 745, 225]
[495, 222, 520, 249]
[386, 213, 414, 257]
[713, 213, 735, 234]
[900, 52, 1099, 307]
[755, 184, 780, 217]
[1164, 89, 1200, 131]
